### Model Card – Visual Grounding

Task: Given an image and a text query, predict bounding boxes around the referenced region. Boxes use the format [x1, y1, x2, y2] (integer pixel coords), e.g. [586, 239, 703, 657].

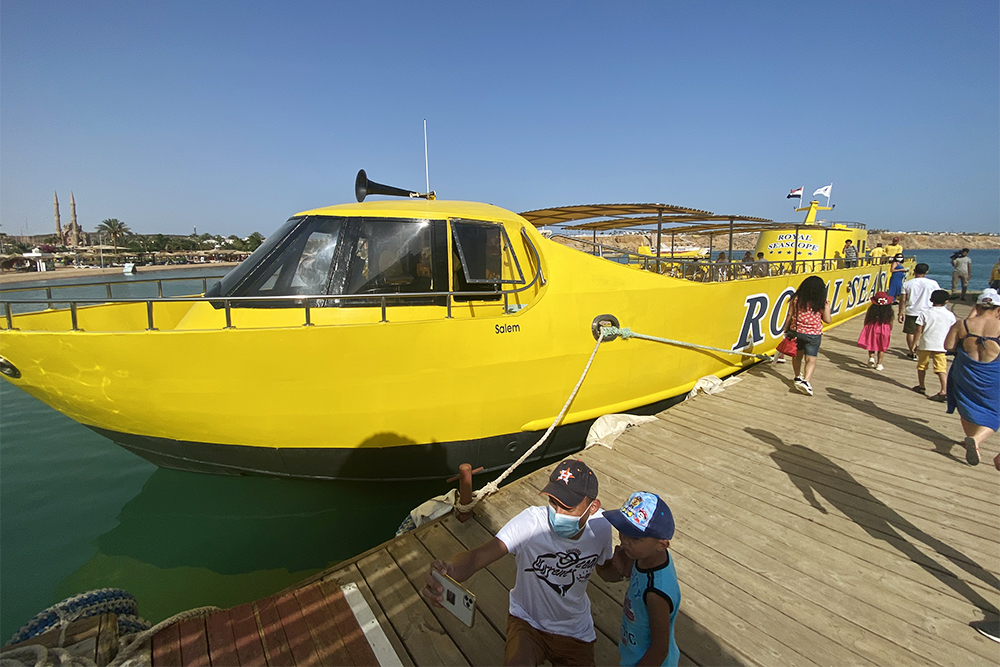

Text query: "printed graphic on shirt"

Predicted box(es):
[524, 548, 601, 595]
[623, 595, 636, 623]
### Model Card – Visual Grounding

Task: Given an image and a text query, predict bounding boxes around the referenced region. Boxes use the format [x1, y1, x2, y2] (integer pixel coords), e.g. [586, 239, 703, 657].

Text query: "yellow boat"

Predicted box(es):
[0, 176, 902, 481]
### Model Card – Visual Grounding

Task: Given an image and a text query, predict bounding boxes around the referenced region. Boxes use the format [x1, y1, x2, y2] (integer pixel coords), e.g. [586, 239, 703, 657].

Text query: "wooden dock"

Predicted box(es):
[51, 302, 997, 666]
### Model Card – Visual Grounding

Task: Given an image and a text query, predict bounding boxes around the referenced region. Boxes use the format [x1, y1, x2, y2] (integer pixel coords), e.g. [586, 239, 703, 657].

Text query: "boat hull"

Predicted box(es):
[0, 244, 898, 481]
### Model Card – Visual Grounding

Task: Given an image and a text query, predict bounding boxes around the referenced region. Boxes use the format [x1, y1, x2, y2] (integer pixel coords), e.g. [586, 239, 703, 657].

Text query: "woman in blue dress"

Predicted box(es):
[887, 254, 907, 303]
[944, 289, 1000, 469]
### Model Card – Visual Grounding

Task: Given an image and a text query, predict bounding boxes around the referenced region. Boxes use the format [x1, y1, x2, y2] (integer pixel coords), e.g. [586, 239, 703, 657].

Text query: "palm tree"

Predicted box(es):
[96, 218, 131, 252]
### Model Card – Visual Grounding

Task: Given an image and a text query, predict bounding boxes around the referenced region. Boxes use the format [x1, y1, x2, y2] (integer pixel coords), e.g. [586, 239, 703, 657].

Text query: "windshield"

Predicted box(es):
[209, 216, 447, 306]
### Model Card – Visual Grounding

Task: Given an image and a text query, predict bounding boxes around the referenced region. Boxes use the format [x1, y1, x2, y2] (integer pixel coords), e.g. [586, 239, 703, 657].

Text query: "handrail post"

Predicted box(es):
[202, 278, 207, 293]
[70, 303, 79, 331]
[5, 303, 15, 330]
[45, 287, 54, 310]
[106, 283, 113, 300]
[304, 302, 313, 326]
[380, 297, 387, 323]
[446, 293, 452, 319]
[158, 281, 164, 298]
[224, 300, 233, 329]
[146, 301, 157, 331]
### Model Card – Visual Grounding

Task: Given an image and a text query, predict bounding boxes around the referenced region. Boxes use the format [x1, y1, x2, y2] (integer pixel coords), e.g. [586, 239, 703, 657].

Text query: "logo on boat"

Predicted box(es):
[767, 233, 820, 254]
[496, 323, 521, 334]
[732, 269, 888, 351]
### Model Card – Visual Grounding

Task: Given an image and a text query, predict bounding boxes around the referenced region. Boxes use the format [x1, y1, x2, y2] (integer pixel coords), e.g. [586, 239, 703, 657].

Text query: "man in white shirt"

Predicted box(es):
[422, 459, 624, 666]
[898, 263, 941, 359]
[912, 290, 957, 401]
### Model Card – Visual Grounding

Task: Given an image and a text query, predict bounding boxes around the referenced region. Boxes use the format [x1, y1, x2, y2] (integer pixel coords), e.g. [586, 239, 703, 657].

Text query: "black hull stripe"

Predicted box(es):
[88, 395, 684, 481]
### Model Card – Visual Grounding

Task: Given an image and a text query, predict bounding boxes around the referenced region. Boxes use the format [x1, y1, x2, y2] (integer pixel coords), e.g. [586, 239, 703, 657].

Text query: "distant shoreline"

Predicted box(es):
[0, 262, 238, 286]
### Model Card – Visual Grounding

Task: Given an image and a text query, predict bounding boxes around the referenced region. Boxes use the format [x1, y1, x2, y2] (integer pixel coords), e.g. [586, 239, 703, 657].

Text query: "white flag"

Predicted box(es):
[813, 184, 832, 198]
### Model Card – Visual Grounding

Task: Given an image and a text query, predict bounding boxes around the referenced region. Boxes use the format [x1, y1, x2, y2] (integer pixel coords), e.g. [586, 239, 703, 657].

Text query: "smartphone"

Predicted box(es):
[431, 569, 477, 627]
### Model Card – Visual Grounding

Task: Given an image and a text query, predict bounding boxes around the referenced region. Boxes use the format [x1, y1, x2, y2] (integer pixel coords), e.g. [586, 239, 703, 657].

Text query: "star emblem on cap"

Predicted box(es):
[557, 469, 574, 484]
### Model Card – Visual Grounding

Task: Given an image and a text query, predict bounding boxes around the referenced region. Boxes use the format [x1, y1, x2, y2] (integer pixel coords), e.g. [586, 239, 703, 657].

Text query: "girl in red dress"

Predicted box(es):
[857, 291, 894, 371]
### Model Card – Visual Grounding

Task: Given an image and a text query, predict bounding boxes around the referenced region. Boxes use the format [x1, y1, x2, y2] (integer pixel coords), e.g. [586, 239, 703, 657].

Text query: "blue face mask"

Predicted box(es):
[547, 504, 590, 539]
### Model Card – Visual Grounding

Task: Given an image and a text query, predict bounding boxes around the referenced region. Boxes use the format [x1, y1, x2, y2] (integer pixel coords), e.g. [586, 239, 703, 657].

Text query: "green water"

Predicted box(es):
[0, 380, 451, 640]
[0, 269, 455, 641]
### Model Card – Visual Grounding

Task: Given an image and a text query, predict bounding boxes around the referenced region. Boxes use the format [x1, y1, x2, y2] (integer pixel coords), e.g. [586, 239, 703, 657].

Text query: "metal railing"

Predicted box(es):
[552, 235, 906, 282]
[1, 230, 546, 332]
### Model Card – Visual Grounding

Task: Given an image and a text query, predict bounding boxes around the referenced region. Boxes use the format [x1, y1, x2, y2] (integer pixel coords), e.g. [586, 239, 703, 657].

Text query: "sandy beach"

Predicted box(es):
[0, 262, 238, 286]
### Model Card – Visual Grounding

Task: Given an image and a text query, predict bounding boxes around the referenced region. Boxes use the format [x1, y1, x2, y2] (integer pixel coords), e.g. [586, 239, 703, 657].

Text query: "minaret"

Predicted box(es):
[70, 191, 80, 247]
[54, 191, 63, 240]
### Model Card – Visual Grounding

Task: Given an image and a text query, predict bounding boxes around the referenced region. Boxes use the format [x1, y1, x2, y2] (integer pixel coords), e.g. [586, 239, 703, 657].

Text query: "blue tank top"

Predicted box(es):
[619, 553, 681, 667]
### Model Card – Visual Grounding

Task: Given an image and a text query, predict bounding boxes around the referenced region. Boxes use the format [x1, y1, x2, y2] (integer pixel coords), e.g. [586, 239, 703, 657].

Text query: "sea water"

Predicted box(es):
[0, 268, 452, 641]
[907, 248, 998, 293]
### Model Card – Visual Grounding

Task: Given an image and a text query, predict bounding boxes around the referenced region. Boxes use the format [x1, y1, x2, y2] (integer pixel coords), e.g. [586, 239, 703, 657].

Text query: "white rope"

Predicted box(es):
[453, 332, 609, 512]
[107, 607, 220, 667]
[605, 326, 771, 360]
[452, 322, 769, 514]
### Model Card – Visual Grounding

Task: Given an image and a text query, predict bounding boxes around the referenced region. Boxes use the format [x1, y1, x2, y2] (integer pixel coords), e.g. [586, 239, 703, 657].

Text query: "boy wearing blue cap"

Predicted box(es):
[603, 491, 681, 667]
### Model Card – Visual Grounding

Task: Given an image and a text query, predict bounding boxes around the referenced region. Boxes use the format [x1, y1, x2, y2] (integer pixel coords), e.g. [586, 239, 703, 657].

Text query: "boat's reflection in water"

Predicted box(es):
[58, 467, 451, 623]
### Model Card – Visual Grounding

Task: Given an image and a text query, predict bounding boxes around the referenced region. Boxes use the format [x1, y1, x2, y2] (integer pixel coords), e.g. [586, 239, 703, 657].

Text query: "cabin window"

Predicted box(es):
[209, 216, 448, 308]
[451, 220, 525, 301]
[344, 220, 438, 296]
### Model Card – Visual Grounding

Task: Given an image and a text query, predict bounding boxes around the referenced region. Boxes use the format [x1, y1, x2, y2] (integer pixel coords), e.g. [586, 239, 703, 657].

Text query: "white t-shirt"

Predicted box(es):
[902, 277, 941, 316]
[916, 306, 957, 351]
[496, 505, 613, 642]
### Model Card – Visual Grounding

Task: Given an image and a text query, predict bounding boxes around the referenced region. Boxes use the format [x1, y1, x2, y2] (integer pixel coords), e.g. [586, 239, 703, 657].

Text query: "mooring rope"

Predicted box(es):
[107, 607, 221, 667]
[452, 331, 609, 512]
[452, 322, 770, 513]
[602, 325, 772, 361]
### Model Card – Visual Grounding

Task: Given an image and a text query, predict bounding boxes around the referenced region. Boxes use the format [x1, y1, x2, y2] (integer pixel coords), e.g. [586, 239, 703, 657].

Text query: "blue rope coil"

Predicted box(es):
[6, 588, 150, 646]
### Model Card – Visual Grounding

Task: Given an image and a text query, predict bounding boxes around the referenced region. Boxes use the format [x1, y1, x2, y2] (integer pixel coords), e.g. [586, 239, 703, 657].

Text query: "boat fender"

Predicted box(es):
[592, 314, 620, 341]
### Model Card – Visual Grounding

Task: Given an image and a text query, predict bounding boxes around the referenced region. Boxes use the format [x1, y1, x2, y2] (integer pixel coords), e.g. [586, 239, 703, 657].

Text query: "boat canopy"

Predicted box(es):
[518, 204, 714, 226]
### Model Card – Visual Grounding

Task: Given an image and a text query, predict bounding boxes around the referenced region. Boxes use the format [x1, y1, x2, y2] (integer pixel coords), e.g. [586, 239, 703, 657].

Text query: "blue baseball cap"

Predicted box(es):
[605, 491, 675, 540]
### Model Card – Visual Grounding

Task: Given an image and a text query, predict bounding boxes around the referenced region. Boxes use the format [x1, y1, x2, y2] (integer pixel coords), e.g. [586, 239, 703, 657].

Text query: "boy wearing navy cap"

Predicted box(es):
[603, 492, 681, 667]
[422, 459, 619, 666]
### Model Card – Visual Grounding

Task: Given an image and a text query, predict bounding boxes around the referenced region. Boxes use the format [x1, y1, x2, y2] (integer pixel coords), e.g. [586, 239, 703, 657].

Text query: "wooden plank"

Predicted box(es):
[255, 597, 295, 667]
[386, 531, 505, 665]
[272, 590, 321, 666]
[95, 613, 118, 667]
[229, 602, 267, 667]
[291, 581, 353, 667]
[585, 444, 998, 664]
[619, 422, 1000, 603]
[415, 521, 514, 639]
[670, 402, 998, 526]
[151, 621, 182, 667]
[327, 564, 415, 667]
[176, 618, 210, 667]
[355, 548, 468, 666]
[646, 414, 1000, 564]
[204, 610, 239, 667]
[318, 579, 381, 667]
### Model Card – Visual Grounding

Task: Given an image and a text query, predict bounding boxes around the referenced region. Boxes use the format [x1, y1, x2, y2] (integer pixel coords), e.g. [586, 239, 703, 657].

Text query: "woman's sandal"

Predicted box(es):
[965, 436, 980, 466]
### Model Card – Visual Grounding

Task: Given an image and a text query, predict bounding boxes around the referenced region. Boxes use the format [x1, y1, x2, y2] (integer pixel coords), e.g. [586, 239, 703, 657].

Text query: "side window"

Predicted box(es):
[451, 220, 524, 302]
[345, 220, 436, 295]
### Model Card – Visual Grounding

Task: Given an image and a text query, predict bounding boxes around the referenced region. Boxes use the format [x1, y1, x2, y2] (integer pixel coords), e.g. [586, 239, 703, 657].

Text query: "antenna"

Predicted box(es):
[423, 119, 430, 194]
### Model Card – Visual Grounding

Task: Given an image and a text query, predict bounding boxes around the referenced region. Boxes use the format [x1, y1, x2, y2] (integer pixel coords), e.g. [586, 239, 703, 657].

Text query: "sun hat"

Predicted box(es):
[872, 292, 891, 305]
[894, 254, 904, 261]
[541, 459, 599, 508]
[604, 491, 675, 540]
[977, 288, 1000, 307]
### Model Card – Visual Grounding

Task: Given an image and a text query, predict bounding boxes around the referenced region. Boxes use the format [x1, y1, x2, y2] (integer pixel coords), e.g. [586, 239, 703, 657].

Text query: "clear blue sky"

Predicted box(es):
[2, 1, 997, 238]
